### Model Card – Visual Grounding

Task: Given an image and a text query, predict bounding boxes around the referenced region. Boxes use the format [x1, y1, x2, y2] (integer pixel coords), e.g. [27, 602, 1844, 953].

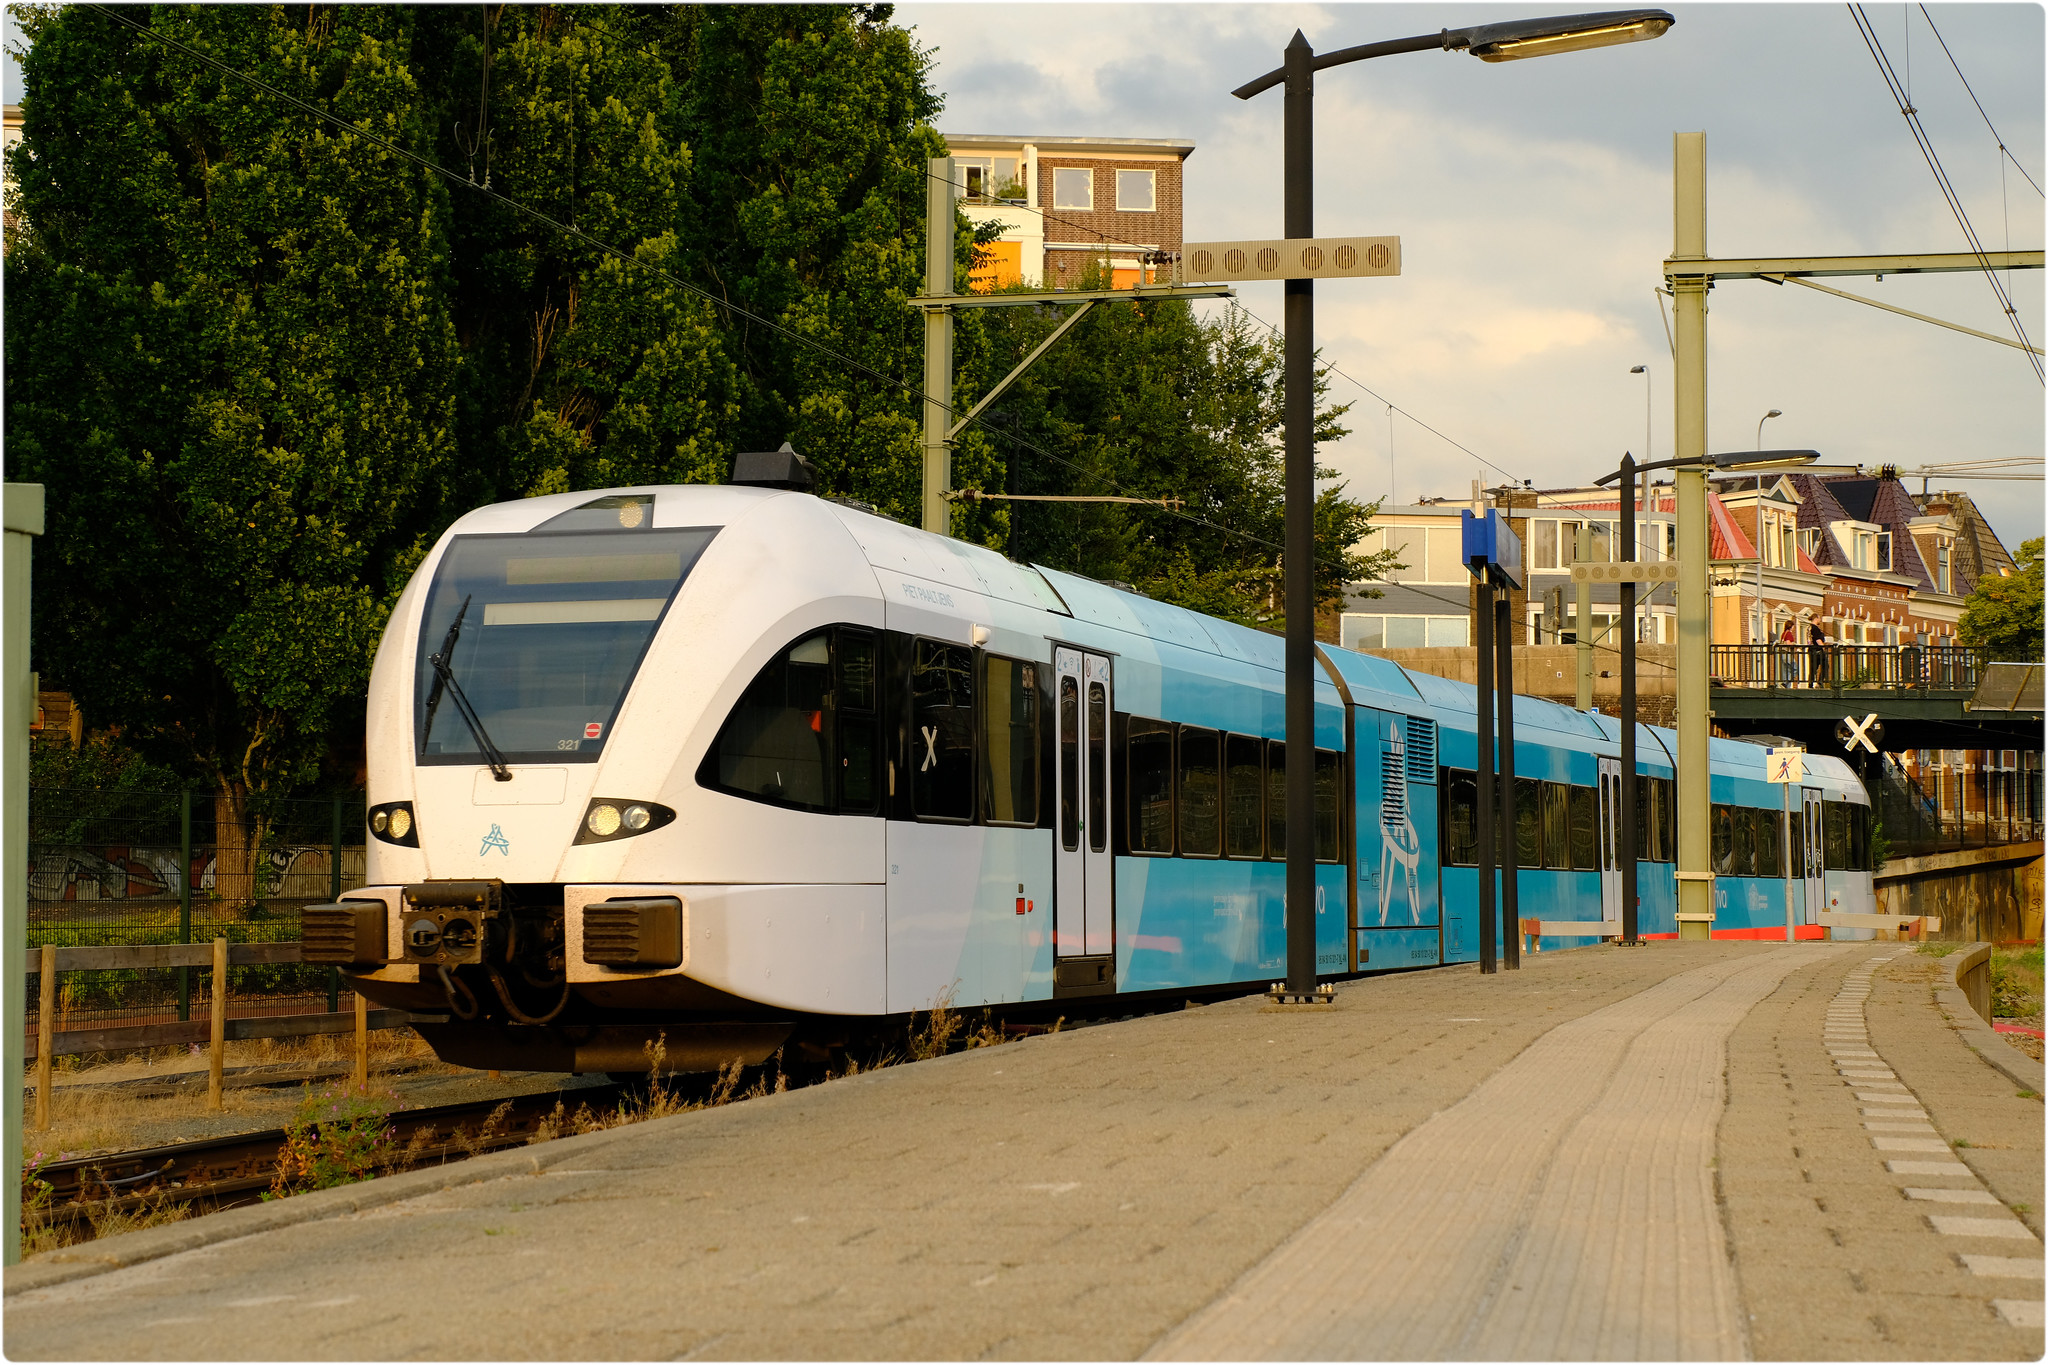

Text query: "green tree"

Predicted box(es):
[1959, 536, 2044, 661]
[5, 5, 461, 894]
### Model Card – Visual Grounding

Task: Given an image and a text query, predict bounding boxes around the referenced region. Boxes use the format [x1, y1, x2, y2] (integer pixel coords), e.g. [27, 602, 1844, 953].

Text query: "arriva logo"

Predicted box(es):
[481, 824, 511, 857]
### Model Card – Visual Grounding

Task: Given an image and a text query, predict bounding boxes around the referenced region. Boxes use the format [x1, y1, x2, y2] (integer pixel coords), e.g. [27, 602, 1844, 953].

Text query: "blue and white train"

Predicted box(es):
[311, 477, 1876, 1073]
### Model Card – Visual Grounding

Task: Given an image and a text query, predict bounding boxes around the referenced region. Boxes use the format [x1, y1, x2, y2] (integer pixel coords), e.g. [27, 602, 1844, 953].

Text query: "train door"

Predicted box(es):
[1053, 647, 1115, 993]
[1801, 787, 1825, 922]
[1597, 757, 1621, 923]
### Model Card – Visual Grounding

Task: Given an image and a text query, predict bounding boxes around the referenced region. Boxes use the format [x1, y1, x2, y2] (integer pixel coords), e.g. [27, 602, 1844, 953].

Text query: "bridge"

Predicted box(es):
[1710, 646, 2042, 752]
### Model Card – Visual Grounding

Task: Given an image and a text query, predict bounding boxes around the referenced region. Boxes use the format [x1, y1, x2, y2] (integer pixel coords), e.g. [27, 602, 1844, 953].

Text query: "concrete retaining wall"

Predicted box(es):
[1874, 841, 2044, 943]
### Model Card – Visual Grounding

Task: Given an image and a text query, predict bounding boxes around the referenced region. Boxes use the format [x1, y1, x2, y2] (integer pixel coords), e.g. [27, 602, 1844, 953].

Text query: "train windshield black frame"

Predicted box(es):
[415, 528, 717, 765]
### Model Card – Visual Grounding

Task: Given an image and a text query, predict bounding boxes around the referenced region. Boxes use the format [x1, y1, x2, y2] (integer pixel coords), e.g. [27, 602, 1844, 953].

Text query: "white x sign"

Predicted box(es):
[1841, 712, 1880, 753]
[920, 725, 941, 771]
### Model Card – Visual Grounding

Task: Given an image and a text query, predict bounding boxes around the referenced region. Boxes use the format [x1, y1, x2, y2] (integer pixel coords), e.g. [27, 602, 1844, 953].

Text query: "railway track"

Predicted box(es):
[28, 1083, 626, 1234]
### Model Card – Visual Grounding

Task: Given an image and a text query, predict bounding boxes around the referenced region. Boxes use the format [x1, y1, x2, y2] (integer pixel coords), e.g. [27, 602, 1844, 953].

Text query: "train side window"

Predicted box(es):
[1657, 778, 1676, 862]
[1444, 769, 1479, 866]
[1266, 741, 1287, 858]
[1757, 807, 1783, 878]
[1315, 748, 1340, 862]
[1852, 802, 1870, 869]
[1127, 718, 1174, 854]
[1060, 680, 1081, 850]
[1515, 776, 1542, 869]
[1788, 806, 1805, 879]
[701, 630, 835, 811]
[1823, 800, 1851, 869]
[1568, 783, 1598, 870]
[1225, 734, 1264, 857]
[980, 655, 1039, 826]
[911, 639, 975, 822]
[1711, 803, 1734, 875]
[1732, 806, 1756, 877]
[1178, 727, 1223, 857]
[1541, 782, 1571, 870]
[837, 630, 878, 814]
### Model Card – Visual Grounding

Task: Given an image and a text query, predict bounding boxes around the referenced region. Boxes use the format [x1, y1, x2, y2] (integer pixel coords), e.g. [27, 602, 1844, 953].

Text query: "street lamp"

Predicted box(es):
[1235, 8, 1675, 1001]
[1596, 446, 1816, 943]
[1756, 407, 1783, 450]
[1630, 364, 1651, 462]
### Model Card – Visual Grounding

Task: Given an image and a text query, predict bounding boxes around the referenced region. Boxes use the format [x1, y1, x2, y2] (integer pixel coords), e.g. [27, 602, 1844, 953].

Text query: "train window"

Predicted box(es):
[1757, 807, 1783, 878]
[1788, 806, 1805, 879]
[1315, 748, 1341, 862]
[837, 630, 878, 814]
[1711, 804, 1734, 875]
[1060, 680, 1081, 851]
[1541, 783, 1570, 870]
[980, 656, 1038, 826]
[1731, 806, 1755, 878]
[1127, 719, 1173, 854]
[1823, 800, 1851, 870]
[702, 630, 836, 811]
[1266, 741, 1287, 858]
[1515, 776, 1542, 869]
[1177, 728, 1223, 857]
[1656, 778, 1675, 863]
[1444, 769, 1479, 866]
[1087, 683, 1108, 854]
[911, 640, 975, 822]
[1225, 734, 1264, 857]
[1568, 783, 1598, 870]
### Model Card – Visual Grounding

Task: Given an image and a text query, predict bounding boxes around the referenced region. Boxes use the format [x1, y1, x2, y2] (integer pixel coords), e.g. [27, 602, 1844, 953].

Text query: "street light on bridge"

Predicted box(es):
[1233, 9, 1675, 1001]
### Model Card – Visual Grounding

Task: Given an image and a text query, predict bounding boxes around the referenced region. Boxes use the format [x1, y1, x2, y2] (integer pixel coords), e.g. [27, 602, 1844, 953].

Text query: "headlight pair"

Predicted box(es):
[368, 801, 419, 846]
[575, 798, 676, 844]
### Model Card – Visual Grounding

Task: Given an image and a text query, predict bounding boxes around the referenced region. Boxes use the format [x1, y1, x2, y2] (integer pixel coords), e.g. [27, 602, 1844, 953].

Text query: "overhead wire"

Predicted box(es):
[1916, 3, 2043, 198]
[1847, 3, 2043, 383]
[88, 4, 1365, 574]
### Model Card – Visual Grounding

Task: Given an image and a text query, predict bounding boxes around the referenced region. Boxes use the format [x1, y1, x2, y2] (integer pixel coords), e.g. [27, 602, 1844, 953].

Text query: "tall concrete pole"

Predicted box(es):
[1282, 30, 1318, 995]
[923, 156, 957, 535]
[5, 482, 45, 1265]
[1574, 524, 1593, 710]
[1672, 132, 1714, 932]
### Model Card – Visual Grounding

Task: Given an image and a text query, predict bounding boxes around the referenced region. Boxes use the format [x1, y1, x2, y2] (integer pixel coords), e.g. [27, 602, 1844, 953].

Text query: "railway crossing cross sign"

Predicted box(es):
[1837, 712, 1883, 753]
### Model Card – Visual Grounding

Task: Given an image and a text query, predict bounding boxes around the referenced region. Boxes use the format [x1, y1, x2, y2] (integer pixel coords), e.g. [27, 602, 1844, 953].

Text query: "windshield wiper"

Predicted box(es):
[422, 595, 512, 781]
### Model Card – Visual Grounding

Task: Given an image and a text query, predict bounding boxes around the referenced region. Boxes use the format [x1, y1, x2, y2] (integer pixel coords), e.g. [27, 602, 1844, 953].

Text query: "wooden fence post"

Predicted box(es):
[208, 937, 227, 1111]
[35, 943, 54, 1132]
[353, 990, 368, 1091]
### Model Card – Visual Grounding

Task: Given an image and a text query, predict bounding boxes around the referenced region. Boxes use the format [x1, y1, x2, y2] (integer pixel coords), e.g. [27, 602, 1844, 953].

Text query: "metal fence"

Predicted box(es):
[1872, 755, 2043, 858]
[1710, 644, 1986, 691]
[26, 787, 366, 1036]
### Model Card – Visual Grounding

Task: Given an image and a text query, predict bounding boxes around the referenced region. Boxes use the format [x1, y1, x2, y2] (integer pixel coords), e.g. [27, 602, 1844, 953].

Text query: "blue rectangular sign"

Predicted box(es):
[1460, 508, 1524, 590]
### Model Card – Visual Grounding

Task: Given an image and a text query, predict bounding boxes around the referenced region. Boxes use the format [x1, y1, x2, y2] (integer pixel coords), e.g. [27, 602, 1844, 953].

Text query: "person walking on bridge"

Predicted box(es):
[1777, 621, 1798, 684]
[1808, 622, 1830, 687]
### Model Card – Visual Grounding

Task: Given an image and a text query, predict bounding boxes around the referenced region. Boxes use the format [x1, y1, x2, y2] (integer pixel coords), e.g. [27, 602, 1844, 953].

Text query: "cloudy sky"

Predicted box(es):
[899, 2, 2045, 549]
[9, 5, 2042, 549]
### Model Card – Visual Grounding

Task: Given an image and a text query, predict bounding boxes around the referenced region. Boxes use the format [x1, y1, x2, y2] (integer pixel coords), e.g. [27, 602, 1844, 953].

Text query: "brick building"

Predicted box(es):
[944, 133, 1192, 290]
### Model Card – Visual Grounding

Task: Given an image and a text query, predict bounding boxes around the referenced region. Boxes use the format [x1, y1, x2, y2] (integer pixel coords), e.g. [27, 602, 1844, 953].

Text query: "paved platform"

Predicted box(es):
[7, 941, 2042, 1361]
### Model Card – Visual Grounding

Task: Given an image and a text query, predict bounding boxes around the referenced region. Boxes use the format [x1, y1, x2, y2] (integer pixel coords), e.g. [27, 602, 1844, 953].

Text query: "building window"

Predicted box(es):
[1053, 167, 1093, 210]
[1115, 168, 1156, 212]
[1379, 524, 1471, 583]
[959, 157, 1025, 204]
[1342, 614, 1469, 650]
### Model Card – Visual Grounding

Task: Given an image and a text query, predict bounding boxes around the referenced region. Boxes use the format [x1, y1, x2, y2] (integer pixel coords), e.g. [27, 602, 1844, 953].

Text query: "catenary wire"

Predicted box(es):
[1916, 3, 2043, 198]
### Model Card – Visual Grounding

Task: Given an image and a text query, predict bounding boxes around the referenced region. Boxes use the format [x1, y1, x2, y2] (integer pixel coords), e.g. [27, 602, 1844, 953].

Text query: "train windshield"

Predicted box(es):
[414, 527, 718, 765]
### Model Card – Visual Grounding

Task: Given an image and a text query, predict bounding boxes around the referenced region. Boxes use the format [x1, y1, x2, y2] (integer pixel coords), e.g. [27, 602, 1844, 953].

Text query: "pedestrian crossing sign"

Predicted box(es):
[1766, 747, 1804, 784]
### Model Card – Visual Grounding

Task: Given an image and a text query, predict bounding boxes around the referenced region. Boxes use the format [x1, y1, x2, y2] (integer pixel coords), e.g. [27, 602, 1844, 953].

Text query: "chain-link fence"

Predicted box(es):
[26, 787, 366, 1037]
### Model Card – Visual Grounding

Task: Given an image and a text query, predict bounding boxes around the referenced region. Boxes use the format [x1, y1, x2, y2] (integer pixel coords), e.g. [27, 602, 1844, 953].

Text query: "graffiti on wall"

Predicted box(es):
[28, 845, 369, 904]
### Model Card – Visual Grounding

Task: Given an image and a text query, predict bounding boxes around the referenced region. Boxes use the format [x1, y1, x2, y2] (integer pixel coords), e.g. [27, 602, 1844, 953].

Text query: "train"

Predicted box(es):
[308, 468, 1877, 1074]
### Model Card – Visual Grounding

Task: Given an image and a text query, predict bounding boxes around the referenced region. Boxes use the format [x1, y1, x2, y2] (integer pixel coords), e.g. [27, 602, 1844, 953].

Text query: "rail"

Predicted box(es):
[1709, 643, 1985, 691]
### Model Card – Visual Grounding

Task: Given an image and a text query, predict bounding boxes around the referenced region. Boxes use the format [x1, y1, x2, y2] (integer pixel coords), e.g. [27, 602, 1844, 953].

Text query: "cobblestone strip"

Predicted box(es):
[1149, 947, 1817, 1361]
[1831, 952, 2047, 1332]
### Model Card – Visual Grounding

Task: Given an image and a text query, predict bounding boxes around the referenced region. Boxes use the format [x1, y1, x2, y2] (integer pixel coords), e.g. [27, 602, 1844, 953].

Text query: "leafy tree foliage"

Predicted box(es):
[1959, 536, 2044, 661]
[6, 5, 461, 886]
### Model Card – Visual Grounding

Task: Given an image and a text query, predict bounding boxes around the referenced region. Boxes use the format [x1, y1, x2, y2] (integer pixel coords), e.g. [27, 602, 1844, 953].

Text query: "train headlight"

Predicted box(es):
[575, 798, 676, 844]
[369, 801, 420, 847]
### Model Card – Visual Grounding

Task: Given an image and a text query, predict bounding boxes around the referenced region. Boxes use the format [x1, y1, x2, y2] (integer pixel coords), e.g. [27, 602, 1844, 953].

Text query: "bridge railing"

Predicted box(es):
[1709, 644, 1985, 691]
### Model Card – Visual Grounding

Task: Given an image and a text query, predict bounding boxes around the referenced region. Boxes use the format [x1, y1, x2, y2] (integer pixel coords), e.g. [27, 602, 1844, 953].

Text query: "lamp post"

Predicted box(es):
[1630, 364, 1651, 462]
[1234, 7, 1674, 1000]
[1598, 447, 1817, 943]
[1756, 407, 1782, 450]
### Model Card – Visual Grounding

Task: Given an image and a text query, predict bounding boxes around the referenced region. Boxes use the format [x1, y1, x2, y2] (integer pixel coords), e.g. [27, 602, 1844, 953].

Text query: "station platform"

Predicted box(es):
[8, 941, 2042, 1361]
